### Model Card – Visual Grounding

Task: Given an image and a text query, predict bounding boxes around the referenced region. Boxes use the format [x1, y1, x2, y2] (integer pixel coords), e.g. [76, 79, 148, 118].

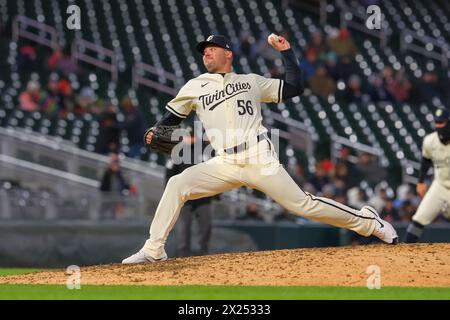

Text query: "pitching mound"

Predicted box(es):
[1, 243, 449, 287]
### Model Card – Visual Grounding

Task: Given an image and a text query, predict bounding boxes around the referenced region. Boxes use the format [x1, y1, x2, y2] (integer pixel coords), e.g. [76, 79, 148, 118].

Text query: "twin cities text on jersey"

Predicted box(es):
[198, 82, 251, 111]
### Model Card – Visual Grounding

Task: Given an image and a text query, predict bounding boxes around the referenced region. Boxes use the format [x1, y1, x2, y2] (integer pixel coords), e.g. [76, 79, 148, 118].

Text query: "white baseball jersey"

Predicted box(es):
[422, 132, 450, 189]
[165, 72, 284, 153]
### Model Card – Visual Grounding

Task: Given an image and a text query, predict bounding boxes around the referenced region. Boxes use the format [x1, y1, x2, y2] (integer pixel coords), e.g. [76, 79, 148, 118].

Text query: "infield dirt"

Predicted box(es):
[1, 243, 449, 287]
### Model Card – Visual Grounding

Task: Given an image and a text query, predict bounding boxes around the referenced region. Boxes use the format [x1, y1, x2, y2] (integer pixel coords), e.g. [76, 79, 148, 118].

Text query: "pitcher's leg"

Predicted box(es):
[142, 158, 242, 259]
[246, 163, 377, 236]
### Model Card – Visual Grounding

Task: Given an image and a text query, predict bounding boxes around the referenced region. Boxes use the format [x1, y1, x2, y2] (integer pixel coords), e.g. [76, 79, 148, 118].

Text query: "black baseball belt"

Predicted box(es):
[223, 132, 270, 155]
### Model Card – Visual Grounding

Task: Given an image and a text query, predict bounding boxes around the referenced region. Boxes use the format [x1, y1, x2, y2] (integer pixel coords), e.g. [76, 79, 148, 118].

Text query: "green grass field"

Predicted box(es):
[0, 269, 449, 300]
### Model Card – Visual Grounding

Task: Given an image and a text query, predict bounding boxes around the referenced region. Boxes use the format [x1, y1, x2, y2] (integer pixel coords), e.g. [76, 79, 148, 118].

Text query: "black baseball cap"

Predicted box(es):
[196, 35, 232, 54]
[434, 108, 450, 123]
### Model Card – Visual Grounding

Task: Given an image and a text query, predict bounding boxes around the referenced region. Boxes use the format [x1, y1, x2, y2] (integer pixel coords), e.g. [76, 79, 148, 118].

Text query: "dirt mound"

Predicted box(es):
[1, 243, 449, 287]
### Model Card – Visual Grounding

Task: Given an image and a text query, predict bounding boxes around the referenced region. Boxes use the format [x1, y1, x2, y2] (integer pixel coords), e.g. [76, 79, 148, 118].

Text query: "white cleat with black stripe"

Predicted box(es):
[361, 206, 399, 244]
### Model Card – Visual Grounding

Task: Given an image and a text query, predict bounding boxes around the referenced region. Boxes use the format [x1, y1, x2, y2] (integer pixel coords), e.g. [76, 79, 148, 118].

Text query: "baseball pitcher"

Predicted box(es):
[404, 108, 450, 242]
[123, 34, 398, 263]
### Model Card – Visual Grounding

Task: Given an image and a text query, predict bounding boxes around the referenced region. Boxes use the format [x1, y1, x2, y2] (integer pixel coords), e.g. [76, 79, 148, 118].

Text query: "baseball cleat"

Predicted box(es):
[122, 250, 168, 264]
[361, 206, 398, 244]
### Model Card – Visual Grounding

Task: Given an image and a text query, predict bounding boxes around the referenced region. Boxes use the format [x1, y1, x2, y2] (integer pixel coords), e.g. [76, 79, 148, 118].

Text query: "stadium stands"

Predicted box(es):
[1, 0, 449, 221]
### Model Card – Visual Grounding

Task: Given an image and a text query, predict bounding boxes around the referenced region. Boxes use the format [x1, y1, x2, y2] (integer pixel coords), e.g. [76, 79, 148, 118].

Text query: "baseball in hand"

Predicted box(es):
[267, 33, 280, 45]
[267, 33, 290, 51]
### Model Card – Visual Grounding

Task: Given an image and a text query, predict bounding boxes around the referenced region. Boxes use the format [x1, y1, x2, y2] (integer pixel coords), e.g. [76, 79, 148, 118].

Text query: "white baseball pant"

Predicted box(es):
[142, 140, 377, 259]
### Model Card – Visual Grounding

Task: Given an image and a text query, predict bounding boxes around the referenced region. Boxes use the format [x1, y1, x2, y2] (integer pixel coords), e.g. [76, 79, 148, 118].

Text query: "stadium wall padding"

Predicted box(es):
[0, 221, 449, 267]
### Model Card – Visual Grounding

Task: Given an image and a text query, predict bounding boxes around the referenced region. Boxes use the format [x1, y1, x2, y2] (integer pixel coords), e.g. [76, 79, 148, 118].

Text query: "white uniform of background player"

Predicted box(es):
[123, 34, 398, 264]
[404, 108, 450, 243]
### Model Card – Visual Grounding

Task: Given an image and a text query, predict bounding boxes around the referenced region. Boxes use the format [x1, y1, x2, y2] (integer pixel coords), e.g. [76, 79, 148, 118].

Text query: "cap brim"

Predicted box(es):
[196, 41, 230, 54]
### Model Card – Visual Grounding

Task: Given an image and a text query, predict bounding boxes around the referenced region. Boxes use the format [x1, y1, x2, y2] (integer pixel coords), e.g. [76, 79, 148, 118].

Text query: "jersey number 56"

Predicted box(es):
[237, 100, 254, 115]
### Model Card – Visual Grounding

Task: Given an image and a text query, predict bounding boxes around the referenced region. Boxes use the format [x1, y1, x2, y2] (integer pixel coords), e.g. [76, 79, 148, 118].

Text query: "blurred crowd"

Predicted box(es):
[235, 28, 448, 105]
[16, 43, 147, 158]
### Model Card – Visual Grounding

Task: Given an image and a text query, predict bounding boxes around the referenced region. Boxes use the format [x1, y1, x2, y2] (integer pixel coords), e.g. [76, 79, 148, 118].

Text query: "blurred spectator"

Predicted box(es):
[332, 162, 353, 192]
[120, 96, 147, 159]
[391, 184, 420, 225]
[355, 152, 385, 185]
[366, 74, 393, 103]
[399, 200, 416, 222]
[380, 198, 401, 222]
[16, 42, 37, 73]
[308, 161, 332, 193]
[309, 64, 336, 98]
[308, 31, 329, 62]
[386, 71, 412, 102]
[100, 154, 131, 193]
[19, 80, 44, 111]
[48, 45, 78, 76]
[57, 79, 81, 116]
[343, 74, 365, 103]
[333, 189, 348, 205]
[77, 87, 98, 114]
[237, 202, 264, 221]
[416, 72, 444, 103]
[235, 30, 254, 58]
[382, 67, 394, 87]
[336, 147, 359, 187]
[41, 73, 60, 114]
[100, 153, 135, 219]
[96, 103, 121, 154]
[327, 28, 358, 58]
[320, 159, 335, 173]
[325, 51, 339, 81]
[322, 183, 336, 199]
[290, 163, 307, 187]
[347, 187, 366, 209]
[299, 48, 317, 82]
[368, 187, 389, 212]
[334, 55, 358, 83]
[273, 208, 297, 222]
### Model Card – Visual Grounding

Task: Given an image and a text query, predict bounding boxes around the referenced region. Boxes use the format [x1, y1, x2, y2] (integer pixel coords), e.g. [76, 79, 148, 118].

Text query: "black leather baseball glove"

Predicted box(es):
[144, 125, 181, 155]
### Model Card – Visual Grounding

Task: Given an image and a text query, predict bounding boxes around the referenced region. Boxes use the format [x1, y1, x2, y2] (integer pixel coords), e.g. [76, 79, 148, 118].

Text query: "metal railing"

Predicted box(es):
[402, 159, 421, 185]
[330, 135, 384, 166]
[400, 29, 449, 67]
[291, 0, 327, 25]
[12, 15, 58, 49]
[9, 15, 195, 98]
[132, 62, 178, 96]
[0, 188, 145, 221]
[72, 39, 119, 82]
[0, 127, 166, 205]
[263, 109, 314, 161]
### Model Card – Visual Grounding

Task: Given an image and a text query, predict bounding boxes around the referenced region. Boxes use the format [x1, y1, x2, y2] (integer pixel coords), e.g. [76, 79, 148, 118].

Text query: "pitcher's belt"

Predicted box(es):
[223, 133, 269, 155]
